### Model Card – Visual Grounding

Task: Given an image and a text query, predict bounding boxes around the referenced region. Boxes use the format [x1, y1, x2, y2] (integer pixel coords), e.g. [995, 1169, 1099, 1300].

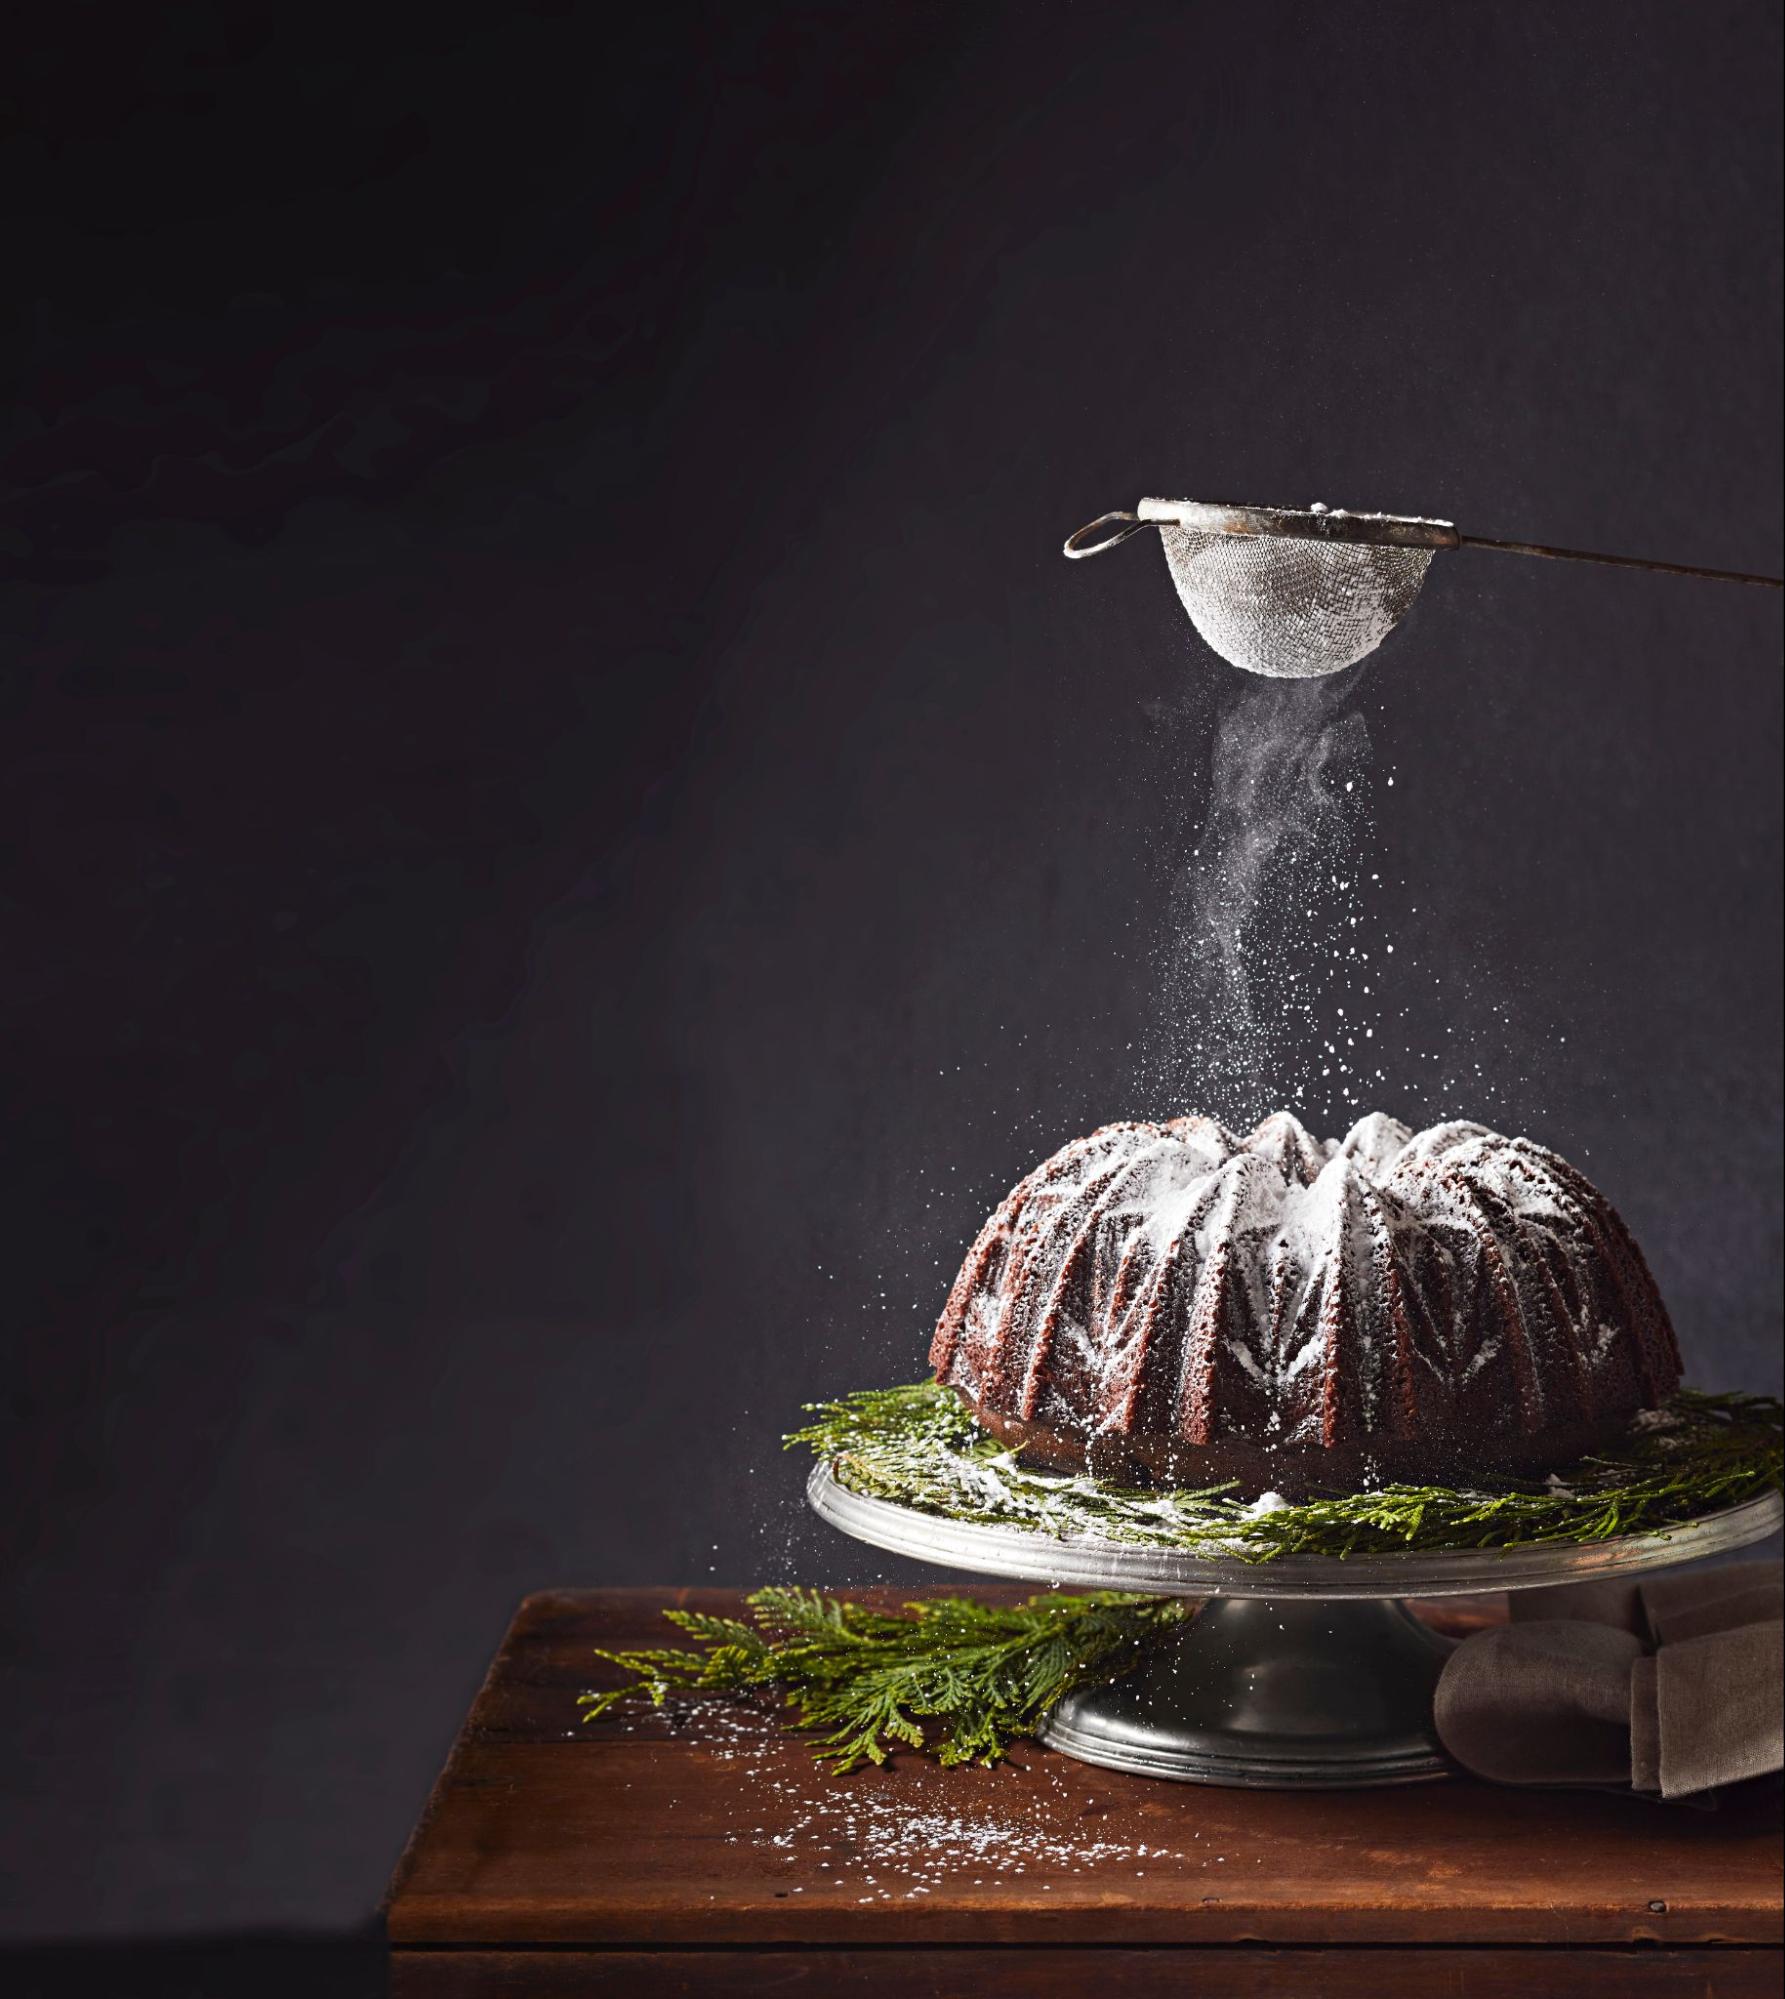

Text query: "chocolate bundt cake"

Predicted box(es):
[930, 1112, 1681, 1496]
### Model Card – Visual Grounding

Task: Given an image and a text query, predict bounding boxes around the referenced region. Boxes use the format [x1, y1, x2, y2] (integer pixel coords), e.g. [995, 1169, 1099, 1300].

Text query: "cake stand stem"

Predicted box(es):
[1040, 1596, 1455, 1789]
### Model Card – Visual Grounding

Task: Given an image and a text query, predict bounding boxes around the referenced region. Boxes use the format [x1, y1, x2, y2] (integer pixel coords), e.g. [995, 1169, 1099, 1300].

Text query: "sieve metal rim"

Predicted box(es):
[1065, 496, 1783, 588]
[1064, 499, 1457, 560]
[1140, 497, 1460, 551]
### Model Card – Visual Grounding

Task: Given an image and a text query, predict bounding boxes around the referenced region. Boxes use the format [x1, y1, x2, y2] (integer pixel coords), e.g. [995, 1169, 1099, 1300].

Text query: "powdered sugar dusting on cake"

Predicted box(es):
[931, 1110, 1681, 1483]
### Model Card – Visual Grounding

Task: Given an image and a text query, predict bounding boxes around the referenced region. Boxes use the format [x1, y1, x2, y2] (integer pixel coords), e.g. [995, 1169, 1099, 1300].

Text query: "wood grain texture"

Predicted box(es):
[386, 1588, 1784, 1957]
[390, 1946, 1785, 1998]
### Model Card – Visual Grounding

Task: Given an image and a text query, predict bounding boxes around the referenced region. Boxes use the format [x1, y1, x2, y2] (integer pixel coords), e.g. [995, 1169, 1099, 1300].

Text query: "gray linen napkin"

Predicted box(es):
[1433, 1559, 1783, 1800]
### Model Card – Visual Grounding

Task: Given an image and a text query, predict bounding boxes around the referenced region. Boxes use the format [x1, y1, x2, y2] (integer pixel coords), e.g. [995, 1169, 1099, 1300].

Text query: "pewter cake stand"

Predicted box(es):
[807, 1463, 1782, 1789]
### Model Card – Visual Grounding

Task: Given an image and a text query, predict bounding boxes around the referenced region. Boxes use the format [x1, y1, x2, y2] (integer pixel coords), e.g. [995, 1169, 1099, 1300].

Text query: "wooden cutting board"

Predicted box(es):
[384, 1587, 1784, 1995]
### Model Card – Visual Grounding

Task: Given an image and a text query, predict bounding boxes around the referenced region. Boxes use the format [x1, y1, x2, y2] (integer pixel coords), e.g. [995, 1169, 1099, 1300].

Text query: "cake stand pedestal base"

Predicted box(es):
[1040, 1596, 1454, 1788]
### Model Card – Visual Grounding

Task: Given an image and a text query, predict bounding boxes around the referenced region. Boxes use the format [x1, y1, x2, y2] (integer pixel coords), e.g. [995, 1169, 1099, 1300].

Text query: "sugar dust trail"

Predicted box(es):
[1147, 668, 1375, 1128]
[1140, 660, 1572, 1142]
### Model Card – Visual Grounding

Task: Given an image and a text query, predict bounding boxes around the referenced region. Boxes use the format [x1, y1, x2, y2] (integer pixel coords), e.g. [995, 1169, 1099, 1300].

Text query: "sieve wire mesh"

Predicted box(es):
[1158, 527, 1434, 678]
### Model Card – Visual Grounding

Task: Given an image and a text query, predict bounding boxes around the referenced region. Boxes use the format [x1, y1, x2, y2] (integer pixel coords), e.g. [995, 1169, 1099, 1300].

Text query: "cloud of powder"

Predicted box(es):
[1149, 669, 1373, 1128]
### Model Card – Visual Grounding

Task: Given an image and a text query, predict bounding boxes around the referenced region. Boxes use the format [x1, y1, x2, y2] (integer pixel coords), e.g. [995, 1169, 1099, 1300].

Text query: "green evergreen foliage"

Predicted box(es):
[578, 1585, 1186, 1770]
[579, 1388, 1778, 1771]
[786, 1383, 1782, 1558]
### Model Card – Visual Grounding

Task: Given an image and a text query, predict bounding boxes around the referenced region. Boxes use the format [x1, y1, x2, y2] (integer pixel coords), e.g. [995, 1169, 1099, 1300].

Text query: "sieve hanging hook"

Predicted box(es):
[1063, 510, 1151, 557]
[1063, 495, 1782, 678]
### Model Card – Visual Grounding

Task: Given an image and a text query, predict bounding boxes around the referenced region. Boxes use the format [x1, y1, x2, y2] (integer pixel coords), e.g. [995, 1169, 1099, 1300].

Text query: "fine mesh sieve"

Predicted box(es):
[1064, 496, 1782, 679]
[1158, 525, 1433, 679]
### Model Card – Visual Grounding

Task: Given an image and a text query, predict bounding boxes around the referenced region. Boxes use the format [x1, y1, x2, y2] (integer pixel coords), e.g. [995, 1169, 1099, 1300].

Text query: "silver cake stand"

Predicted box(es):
[807, 1462, 1782, 1790]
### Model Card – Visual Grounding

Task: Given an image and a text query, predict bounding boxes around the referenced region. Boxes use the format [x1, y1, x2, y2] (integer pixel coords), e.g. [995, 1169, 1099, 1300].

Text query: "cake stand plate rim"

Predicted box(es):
[805, 1460, 1783, 1598]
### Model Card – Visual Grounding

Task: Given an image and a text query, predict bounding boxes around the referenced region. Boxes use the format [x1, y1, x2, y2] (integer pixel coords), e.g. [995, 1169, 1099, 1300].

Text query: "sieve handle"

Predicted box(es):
[1063, 510, 1152, 559]
[1457, 534, 1783, 590]
[1062, 499, 1784, 587]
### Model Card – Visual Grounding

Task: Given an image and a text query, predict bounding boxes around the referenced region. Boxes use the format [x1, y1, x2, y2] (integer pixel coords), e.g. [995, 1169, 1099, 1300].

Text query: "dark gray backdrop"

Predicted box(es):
[4, 0, 1780, 1947]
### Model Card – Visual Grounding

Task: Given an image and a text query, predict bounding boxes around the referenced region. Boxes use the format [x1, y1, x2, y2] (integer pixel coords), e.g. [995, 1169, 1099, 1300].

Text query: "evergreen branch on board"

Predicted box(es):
[578, 1585, 1187, 1771]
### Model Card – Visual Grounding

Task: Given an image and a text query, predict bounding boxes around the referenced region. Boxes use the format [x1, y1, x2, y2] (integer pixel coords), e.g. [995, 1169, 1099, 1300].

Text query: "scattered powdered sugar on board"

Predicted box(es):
[589, 1697, 1249, 1900]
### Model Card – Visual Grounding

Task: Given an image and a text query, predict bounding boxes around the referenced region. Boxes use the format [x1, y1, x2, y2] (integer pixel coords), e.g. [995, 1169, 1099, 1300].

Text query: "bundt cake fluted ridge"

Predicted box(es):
[929, 1112, 1681, 1495]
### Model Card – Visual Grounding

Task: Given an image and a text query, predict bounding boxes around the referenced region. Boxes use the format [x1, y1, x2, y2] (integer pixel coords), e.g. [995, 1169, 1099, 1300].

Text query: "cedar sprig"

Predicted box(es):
[578, 1585, 1187, 1771]
[785, 1382, 1781, 1560]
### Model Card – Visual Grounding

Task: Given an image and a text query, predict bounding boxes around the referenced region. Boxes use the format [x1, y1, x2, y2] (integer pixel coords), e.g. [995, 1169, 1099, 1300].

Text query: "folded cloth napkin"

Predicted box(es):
[1433, 1559, 1783, 1800]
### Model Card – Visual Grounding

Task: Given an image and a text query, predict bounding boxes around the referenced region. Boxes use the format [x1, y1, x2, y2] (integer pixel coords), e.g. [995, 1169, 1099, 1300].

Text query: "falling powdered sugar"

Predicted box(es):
[1147, 670, 1373, 1125]
[1137, 665, 1572, 1138]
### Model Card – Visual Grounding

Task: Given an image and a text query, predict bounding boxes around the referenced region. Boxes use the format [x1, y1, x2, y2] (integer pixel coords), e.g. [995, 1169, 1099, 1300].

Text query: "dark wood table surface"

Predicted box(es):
[385, 1588, 1784, 1996]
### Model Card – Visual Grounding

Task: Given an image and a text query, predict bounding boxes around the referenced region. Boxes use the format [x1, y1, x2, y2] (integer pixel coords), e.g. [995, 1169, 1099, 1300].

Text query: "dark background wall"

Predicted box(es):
[3, 0, 1779, 1948]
